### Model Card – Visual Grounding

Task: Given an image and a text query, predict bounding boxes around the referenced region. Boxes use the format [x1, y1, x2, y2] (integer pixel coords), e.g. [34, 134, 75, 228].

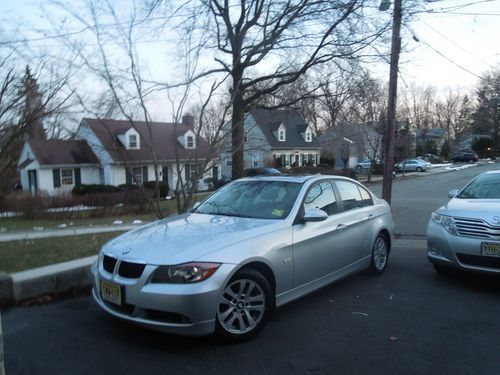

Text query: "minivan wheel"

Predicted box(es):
[368, 233, 389, 276]
[215, 269, 272, 341]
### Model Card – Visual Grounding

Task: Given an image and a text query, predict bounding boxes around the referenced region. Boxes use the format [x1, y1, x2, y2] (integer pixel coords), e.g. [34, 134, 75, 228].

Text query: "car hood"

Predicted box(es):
[437, 198, 500, 224]
[102, 213, 286, 265]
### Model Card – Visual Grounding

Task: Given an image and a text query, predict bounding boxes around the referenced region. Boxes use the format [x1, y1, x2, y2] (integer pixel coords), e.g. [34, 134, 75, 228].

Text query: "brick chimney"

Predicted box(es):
[182, 114, 195, 128]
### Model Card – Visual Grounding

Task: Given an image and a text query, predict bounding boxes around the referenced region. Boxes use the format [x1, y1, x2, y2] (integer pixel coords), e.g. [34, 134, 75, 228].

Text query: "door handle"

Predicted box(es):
[336, 224, 346, 231]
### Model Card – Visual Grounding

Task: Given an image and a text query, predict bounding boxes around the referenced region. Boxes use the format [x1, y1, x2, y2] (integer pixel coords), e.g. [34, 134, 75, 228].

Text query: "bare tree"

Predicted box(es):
[152, 0, 390, 179]
[0, 52, 74, 192]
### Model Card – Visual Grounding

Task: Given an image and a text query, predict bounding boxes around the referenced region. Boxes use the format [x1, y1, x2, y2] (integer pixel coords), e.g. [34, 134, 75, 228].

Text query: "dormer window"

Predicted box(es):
[186, 135, 195, 149]
[305, 130, 312, 142]
[278, 124, 286, 142]
[129, 134, 137, 148]
[124, 128, 140, 149]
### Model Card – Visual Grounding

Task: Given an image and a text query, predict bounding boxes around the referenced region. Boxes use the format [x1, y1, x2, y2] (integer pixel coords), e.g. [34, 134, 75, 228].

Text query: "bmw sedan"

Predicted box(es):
[427, 170, 500, 274]
[90, 175, 394, 340]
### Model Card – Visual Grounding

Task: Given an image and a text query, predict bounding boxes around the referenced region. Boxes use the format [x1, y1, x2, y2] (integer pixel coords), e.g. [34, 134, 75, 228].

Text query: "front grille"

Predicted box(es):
[453, 217, 500, 240]
[118, 261, 146, 279]
[456, 253, 500, 269]
[103, 255, 117, 273]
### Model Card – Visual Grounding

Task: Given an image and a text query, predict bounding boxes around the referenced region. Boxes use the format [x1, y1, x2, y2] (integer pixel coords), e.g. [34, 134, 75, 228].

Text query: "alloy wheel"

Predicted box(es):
[373, 236, 388, 271]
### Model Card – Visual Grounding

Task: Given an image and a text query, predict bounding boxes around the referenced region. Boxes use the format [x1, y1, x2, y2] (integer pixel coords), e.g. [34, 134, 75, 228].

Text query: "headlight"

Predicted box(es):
[431, 212, 458, 235]
[151, 262, 221, 283]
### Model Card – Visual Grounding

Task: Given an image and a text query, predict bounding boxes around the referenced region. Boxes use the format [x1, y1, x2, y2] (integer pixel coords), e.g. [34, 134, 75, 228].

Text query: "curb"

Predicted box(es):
[0, 256, 96, 307]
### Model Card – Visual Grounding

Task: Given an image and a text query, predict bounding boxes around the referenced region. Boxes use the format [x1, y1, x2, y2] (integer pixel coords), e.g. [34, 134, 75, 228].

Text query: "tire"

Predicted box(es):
[367, 233, 389, 275]
[215, 269, 272, 341]
[416, 167, 423, 172]
[356, 165, 362, 170]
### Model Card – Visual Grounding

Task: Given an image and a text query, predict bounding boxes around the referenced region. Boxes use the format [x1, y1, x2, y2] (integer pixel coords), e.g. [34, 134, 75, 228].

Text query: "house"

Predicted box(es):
[220, 108, 321, 178]
[319, 123, 383, 168]
[17, 115, 220, 195]
[415, 128, 448, 153]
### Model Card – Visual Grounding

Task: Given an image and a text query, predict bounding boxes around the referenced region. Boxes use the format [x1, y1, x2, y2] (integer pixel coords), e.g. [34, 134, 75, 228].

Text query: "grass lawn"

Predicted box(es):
[0, 194, 210, 232]
[0, 231, 123, 273]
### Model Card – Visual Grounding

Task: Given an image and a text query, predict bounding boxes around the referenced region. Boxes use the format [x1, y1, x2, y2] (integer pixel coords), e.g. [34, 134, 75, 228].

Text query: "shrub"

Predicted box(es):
[72, 184, 119, 195]
[143, 181, 169, 197]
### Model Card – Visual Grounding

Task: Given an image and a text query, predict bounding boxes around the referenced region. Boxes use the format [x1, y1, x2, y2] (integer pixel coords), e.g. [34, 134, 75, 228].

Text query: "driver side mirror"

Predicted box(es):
[303, 208, 328, 223]
[448, 189, 459, 198]
[192, 202, 201, 211]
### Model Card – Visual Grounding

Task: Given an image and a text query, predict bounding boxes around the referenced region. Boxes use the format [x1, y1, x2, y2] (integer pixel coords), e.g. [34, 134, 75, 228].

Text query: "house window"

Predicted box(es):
[129, 134, 137, 149]
[186, 135, 194, 148]
[226, 158, 232, 167]
[132, 166, 143, 184]
[61, 169, 74, 185]
[305, 131, 312, 142]
[279, 130, 285, 142]
[252, 154, 259, 167]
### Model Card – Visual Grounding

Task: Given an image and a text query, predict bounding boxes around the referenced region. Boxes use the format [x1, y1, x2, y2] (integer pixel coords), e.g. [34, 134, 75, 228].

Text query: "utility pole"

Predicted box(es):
[382, 0, 403, 205]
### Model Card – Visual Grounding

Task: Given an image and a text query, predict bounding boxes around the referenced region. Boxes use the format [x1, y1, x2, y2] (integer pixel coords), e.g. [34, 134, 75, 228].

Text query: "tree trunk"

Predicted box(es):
[231, 69, 245, 180]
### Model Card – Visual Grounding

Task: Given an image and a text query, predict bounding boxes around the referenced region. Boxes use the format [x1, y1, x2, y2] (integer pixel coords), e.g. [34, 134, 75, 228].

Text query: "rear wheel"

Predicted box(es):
[368, 233, 389, 275]
[215, 269, 272, 341]
[416, 167, 423, 172]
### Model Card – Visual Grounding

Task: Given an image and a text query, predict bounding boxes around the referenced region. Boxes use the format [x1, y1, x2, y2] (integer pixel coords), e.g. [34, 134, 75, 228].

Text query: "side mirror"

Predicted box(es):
[303, 209, 328, 223]
[448, 189, 459, 198]
[192, 202, 201, 211]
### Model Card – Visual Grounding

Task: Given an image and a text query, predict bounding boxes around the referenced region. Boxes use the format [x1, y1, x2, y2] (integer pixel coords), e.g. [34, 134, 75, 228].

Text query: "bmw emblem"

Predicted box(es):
[122, 247, 132, 255]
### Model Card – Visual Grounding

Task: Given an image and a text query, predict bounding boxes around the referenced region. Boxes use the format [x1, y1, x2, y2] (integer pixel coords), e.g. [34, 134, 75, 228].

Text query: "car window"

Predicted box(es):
[458, 174, 500, 199]
[195, 180, 302, 219]
[335, 180, 370, 211]
[303, 181, 338, 215]
[358, 185, 373, 207]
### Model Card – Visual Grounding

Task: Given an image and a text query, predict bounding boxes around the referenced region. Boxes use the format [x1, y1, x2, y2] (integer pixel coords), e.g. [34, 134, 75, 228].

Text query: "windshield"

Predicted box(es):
[194, 180, 302, 219]
[457, 173, 500, 199]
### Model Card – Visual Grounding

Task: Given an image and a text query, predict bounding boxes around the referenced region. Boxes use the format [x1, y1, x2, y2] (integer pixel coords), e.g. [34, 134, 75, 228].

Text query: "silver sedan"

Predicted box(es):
[90, 175, 394, 340]
[427, 170, 500, 274]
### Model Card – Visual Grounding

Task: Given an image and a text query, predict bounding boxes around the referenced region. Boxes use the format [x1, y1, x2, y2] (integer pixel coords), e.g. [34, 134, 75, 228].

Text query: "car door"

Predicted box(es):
[292, 180, 365, 287]
[332, 180, 376, 263]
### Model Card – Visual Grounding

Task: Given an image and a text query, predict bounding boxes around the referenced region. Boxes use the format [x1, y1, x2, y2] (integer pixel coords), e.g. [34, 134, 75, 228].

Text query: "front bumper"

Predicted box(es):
[427, 221, 500, 274]
[89, 260, 236, 336]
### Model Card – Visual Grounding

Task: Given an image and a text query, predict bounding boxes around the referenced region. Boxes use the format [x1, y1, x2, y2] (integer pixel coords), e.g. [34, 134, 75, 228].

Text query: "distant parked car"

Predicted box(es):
[451, 152, 478, 163]
[356, 159, 380, 170]
[427, 170, 500, 275]
[395, 159, 428, 172]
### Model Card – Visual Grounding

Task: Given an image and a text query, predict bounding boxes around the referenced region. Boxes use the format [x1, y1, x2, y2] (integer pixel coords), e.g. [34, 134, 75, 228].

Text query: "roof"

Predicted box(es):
[27, 140, 100, 166]
[248, 109, 320, 149]
[81, 118, 215, 163]
[415, 128, 447, 138]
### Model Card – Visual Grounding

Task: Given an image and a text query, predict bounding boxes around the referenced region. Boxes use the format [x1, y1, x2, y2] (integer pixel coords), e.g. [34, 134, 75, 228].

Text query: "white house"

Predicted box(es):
[17, 115, 220, 195]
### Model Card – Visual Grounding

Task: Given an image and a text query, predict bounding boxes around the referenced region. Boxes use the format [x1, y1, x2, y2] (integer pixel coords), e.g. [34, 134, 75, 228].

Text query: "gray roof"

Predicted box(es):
[28, 140, 100, 166]
[248, 109, 320, 149]
[82, 118, 216, 163]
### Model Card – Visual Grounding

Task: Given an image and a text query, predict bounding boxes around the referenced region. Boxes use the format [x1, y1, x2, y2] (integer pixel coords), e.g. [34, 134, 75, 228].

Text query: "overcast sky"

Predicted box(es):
[1, 0, 499, 95]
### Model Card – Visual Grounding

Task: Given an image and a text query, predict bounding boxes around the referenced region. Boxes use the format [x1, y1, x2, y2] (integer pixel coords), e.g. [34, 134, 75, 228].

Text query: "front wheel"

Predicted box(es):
[215, 269, 272, 341]
[367, 233, 389, 275]
[416, 167, 423, 172]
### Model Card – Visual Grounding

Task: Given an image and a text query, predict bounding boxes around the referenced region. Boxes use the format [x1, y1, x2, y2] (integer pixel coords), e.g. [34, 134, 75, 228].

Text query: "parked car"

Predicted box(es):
[427, 170, 500, 274]
[395, 159, 428, 172]
[91, 175, 395, 340]
[356, 159, 380, 170]
[451, 152, 478, 163]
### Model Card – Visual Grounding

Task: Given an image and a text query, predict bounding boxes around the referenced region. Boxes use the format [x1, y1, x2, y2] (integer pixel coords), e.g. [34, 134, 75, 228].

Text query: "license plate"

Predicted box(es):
[101, 280, 122, 306]
[481, 242, 500, 257]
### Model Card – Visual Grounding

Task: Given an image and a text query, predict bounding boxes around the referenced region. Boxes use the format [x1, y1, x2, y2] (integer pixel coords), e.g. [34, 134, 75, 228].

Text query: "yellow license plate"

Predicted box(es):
[101, 280, 122, 305]
[481, 242, 500, 257]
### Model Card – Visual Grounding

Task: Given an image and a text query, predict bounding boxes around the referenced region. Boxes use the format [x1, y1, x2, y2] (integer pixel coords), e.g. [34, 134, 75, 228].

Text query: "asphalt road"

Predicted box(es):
[3, 241, 500, 375]
[2, 163, 500, 375]
[370, 163, 498, 238]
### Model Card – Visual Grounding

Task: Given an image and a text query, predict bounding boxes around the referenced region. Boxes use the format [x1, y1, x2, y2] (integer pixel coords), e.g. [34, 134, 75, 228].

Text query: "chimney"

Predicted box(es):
[182, 114, 195, 128]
